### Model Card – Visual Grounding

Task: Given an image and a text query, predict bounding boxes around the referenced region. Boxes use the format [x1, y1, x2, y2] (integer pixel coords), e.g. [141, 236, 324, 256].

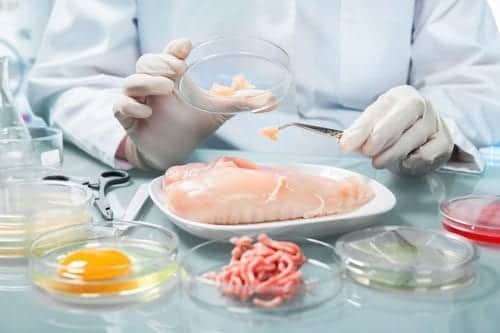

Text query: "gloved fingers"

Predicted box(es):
[113, 95, 153, 130]
[372, 106, 438, 169]
[362, 96, 426, 157]
[339, 92, 393, 152]
[164, 38, 192, 60]
[400, 121, 454, 176]
[123, 136, 154, 170]
[135, 38, 192, 80]
[123, 73, 174, 97]
[114, 95, 153, 118]
[114, 111, 135, 131]
[136, 53, 186, 79]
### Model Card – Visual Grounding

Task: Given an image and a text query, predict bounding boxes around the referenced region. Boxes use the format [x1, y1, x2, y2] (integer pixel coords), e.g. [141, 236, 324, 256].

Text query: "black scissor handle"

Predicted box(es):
[93, 170, 130, 221]
[43, 175, 71, 181]
[99, 170, 130, 192]
[42, 175, 91, 186]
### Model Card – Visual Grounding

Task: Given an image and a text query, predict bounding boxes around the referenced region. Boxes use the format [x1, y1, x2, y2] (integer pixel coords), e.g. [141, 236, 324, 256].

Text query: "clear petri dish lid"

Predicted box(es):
[335, 226, 477, 292]
[440, 195, 500, 244]
[178, 36, 292, 115]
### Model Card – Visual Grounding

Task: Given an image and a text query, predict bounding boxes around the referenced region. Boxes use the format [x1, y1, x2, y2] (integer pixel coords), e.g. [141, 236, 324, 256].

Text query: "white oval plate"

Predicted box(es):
[149, 163, 396, 240]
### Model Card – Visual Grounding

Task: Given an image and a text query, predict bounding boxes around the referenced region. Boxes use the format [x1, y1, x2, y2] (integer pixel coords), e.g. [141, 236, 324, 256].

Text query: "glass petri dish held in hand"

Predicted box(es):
[335, 226, 477, 292]
[178, 36, 292, 114]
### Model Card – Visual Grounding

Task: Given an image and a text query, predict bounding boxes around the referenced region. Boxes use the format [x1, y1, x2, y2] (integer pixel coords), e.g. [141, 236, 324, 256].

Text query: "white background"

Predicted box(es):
[488, 0, 500, 27]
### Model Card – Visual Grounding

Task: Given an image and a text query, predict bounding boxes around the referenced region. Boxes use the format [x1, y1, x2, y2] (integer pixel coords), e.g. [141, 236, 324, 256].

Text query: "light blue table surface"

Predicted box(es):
[2, 144, 500, 333]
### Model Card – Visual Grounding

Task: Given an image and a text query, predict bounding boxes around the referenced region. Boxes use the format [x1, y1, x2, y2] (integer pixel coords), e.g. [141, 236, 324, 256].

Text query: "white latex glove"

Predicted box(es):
[339, 86, 454, 176]
[113, 38, 274, 170]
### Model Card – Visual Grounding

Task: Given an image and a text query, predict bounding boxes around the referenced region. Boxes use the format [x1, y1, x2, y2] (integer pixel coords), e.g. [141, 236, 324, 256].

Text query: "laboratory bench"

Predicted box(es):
[1, 143, 500, 333]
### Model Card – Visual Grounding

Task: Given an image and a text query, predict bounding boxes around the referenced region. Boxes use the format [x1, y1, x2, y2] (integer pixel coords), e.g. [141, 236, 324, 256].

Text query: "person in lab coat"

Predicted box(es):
[28, 0, 500, 175]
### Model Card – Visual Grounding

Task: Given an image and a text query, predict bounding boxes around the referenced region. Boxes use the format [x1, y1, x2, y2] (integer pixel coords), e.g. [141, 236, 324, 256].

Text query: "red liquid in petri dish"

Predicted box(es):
[443, 220, 500, 244]
[441, 196, 500, 245]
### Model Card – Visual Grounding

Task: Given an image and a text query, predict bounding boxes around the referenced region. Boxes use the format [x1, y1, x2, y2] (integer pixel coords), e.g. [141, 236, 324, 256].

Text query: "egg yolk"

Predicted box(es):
[58, 248, 132, 281]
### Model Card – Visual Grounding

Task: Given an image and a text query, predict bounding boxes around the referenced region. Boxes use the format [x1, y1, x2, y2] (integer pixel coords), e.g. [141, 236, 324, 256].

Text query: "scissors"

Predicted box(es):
[43, 170, 130, 220]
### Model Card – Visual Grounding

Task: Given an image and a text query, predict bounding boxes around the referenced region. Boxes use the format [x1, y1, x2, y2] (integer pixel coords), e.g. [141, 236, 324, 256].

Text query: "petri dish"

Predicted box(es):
[31, 220, 178, 306]
[335, 226, 477, 292]
[180, 236, 342, 314]
[0, 127, 63, 170]
[0, 257, 30, 291]
[440, 195, 500, 245]
[0, 166, 61, 184]
[178, 36, 292, 114]
[0, 181, 93, 258]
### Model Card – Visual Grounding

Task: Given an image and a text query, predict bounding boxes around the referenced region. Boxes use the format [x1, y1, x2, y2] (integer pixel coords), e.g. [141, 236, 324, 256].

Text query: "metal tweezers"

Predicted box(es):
[277, 122, 343, 139]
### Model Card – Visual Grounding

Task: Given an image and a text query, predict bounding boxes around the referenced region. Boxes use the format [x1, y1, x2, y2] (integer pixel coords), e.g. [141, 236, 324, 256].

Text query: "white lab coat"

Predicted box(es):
[28, 0, 500, 171]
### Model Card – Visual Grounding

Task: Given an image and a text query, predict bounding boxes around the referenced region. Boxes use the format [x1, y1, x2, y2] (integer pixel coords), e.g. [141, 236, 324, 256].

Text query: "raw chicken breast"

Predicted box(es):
[163, 157, 258, 187]
[163, 157, 374, 225]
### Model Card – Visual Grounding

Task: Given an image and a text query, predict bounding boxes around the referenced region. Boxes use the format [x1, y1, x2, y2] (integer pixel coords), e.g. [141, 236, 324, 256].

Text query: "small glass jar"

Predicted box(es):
[0, 181, 92, 258]
[0, 126, 63, 171]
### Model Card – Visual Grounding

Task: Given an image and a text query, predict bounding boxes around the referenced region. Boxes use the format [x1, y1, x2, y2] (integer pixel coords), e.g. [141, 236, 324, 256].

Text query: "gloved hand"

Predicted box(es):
[113, 38, 274, 170]
[339, 85, 454, 176]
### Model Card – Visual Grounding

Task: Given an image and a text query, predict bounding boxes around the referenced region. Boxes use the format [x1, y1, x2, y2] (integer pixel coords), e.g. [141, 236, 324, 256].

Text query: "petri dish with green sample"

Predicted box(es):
[335, 226, 477, 292]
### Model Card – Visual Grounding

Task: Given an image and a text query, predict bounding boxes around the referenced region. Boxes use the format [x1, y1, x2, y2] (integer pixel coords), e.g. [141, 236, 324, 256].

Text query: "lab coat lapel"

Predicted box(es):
[338, 0, 414, 109]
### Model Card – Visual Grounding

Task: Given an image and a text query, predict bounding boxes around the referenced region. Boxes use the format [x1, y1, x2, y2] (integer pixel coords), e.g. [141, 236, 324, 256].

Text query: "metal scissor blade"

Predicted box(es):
[93, 170, 130, 220]
[95, 197, 114, 220]
[277, 122, 343, 138]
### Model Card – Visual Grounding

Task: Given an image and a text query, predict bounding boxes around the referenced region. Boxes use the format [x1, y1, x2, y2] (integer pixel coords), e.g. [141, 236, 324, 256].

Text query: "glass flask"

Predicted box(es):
[0, 56, 29, 140]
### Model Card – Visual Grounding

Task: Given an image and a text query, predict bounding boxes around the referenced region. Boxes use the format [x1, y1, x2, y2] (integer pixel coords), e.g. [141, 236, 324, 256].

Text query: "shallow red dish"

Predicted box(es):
[440, 195, 500, 245]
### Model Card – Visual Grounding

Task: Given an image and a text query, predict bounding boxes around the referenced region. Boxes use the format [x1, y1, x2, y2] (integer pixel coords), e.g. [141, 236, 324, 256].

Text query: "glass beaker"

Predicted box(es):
[0, 55, 35, 169]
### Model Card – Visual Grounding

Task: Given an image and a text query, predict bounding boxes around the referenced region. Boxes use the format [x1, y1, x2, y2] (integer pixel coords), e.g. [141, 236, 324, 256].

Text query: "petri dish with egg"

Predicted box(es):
[30, 220, 178, 306]
[178, 36, 292, 114]
[180, 235, 342, 314]
[335, 226, 477, 292]
[0, 181, 93, 258]
[440, 195, 500, 245]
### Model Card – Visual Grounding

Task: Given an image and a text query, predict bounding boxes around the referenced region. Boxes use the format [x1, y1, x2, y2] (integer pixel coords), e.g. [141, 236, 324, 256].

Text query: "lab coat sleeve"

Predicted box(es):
[27, 0, 138, 168]
[411, 0, 500, 173]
